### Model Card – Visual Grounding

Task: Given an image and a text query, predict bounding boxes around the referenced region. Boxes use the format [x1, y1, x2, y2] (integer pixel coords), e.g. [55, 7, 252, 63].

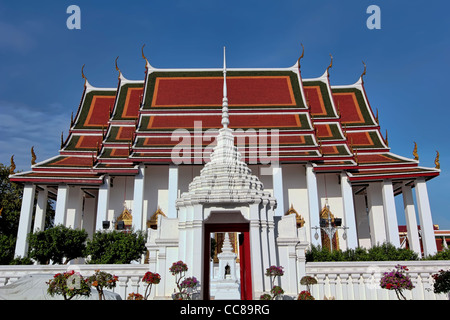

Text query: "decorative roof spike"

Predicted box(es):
[413, 142, 419, 161]
[70, 112, 74, 127]
[31, 146, 36, 166]
[375, 108, 379, 124]
[81, 64, 87, 86]
[9, 155, 15, 174]
[115, 56, 122, 80]
[361, 61, 367, 84]
[141, 44, 151, 69]
[435, 150, 440, 169]
[326, 54, 333, 77]
[385, 129, 389, 147]
[60, 132, 64, 149]
[221, 46, 229, 129]
[297, 43, 305, 68]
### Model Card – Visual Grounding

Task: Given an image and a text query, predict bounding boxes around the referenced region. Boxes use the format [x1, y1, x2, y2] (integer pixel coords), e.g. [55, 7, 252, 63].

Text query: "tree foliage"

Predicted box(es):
[0, 162, 55, 264]
[28, 224, 88, 264]
[85, 229, 147, 264]
[0, 163, 23, 238]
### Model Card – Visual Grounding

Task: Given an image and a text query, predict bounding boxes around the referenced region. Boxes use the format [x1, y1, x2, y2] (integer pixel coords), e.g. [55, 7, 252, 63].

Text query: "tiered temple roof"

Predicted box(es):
[10, 49, 440, 185]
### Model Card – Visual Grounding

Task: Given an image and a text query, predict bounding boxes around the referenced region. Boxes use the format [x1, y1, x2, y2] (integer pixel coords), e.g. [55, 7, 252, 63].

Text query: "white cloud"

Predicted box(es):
[0, 100, 69, 171]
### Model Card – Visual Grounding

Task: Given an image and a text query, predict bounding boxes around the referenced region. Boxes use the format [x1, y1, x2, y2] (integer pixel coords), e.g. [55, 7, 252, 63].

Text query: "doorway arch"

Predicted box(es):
[203, 211, 252, 300]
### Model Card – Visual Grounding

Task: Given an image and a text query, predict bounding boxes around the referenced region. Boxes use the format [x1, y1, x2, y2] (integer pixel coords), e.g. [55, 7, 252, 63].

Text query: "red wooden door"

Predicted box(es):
[203, 223, 251, 300]
[239, 231, 252, 300]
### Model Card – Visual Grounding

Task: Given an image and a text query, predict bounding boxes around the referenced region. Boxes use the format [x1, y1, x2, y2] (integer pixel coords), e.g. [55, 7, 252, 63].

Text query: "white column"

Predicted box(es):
[14, 184, 36, 258]
[340, 173, 358, 249]
[306, 164, 321, 247]
[272, 165, 284, 216]
[33, 186, 48, 232]
[381, 180, 400, 247]
[366, 182, 387, 246]
[66, 186, 83, 229]
[132, 165, 145, 231]
[168, 164, 179, 219]
[95, 176, 110, 231]
[191, 205, 203, 281]
[249, 203, 264, 296]
[414, 178, 437, 256]
[54, 184, 69, 226]
[401, 183, 421, 256]
[353, 193, 371, 248]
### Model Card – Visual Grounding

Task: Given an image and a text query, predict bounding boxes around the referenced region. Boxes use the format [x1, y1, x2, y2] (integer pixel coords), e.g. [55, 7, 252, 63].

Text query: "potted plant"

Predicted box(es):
[127, 292, 144, 300]
[260, 265, 284, 300]
[142, 271, 161, 300]
[88, 269, 119, 300]
[298, 276, 317, 300]
[46, 270, 91, 300]
[432, 269, 450, 300]
[380, 264, 414, 300]
[297, 290, 315, 300]
[169, 260, 199, 300]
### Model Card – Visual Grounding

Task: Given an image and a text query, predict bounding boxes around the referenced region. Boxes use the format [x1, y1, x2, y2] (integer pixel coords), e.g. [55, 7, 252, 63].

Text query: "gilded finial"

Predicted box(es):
[81, 64, 87, 86]
[31, 146, 36, 165]
[297, 43, 305, 67]
[375, 108, 379, 124]
[10, 155, 15, 174]
[115, 56, 121, 79]
[361, 61, 366, 83]
[413, 142, 419, 161]
[435, 150, 440, 169]
[326, 54, 333, 77]
[385, 129, 389, 147]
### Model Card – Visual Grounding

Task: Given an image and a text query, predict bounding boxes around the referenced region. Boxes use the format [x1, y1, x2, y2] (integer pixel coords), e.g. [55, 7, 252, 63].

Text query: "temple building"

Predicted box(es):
[9, 46, 441, 299]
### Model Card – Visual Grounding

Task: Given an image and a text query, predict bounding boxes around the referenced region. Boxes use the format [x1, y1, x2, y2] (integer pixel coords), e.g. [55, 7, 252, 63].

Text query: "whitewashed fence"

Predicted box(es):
[305, 260, 449, 300]
[0, 264, 150, 300]
[0, 260, 448, 300]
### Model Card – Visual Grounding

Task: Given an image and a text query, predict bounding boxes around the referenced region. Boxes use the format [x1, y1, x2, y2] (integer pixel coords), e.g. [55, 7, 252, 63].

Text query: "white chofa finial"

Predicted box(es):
[221, 46, 229, 129]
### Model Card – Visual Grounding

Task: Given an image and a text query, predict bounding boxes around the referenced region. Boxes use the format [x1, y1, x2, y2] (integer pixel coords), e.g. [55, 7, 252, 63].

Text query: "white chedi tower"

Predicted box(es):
[174, 47, 277, 299]
[210, 233, 240, 299]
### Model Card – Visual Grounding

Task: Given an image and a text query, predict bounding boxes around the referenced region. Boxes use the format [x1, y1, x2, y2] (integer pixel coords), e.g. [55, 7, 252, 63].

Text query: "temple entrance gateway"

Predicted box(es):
[203, 210, 252, 300]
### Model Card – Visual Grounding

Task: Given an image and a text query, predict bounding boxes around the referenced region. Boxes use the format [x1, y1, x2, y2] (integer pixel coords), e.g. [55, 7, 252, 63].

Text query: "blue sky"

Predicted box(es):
[0, 1, 449, 229]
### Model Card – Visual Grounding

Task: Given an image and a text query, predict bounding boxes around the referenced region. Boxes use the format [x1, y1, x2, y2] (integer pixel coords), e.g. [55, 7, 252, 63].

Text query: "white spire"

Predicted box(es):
[221, 46, 229, 129]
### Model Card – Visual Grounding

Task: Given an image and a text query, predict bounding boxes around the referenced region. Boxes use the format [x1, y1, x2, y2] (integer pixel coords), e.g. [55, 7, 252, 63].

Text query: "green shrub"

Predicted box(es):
[306, 242, 419, 262]
[28, 225, 88, 264]
[86, 229, 147, 264]
[424, 248, 450, 260]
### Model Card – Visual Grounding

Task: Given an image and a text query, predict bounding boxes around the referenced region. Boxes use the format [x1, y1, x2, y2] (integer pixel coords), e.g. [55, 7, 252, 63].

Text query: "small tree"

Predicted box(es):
[85, 229, 146, 264]
[28, 225, 87, 264]
[260, 266, 284, 300]
[88, 269, 119, 300]
[142, 271, 161, 300]
[46, 270, 91, 300]
[169, 260, 198, 300]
